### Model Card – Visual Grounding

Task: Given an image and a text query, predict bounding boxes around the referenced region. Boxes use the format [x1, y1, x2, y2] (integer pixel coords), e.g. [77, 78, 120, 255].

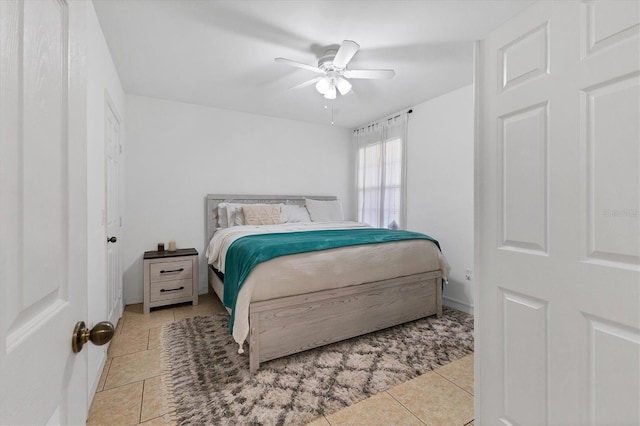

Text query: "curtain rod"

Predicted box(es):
[353, 108, 413, 132]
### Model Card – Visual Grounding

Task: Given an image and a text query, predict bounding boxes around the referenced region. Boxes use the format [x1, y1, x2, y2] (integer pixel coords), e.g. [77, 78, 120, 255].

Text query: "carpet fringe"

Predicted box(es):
[159, 323, 179, 426]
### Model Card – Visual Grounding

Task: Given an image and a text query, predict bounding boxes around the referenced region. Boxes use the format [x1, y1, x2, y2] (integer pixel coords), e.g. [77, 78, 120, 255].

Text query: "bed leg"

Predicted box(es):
[249, 351, 259, 374]
[249, 312, 260, 374]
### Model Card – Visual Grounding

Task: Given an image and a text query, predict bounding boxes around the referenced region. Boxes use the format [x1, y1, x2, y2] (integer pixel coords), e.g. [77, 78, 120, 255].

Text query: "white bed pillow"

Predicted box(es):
[217, 202, 246, 227]
[280, 204, 312, 223]
[304, 198, 344, 222]
[226, 203, 246, 226]
[217, 205, 228, 228]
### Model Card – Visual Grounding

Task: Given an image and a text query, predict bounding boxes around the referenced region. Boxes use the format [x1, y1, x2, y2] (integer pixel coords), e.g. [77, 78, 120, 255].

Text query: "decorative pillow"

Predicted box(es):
[242, 204, 281, 225]
[304, 198, 344, 222]
[280, 204, 311, 223]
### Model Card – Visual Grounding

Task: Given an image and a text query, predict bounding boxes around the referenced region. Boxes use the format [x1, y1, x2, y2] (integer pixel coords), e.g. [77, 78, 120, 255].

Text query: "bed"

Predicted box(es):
[205, 194, 448, 373]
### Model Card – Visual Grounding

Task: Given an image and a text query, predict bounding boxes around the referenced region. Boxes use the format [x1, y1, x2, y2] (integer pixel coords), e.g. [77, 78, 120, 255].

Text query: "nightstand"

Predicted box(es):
[143, 248, 199, 314]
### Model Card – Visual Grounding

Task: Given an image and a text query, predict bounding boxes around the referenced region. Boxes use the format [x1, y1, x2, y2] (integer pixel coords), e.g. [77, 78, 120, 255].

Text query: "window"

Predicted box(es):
[354, 113, 407, 229]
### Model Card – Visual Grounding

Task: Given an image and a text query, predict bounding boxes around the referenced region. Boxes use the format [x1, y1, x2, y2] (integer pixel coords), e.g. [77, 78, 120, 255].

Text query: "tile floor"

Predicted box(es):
[88, 293, 474, 425]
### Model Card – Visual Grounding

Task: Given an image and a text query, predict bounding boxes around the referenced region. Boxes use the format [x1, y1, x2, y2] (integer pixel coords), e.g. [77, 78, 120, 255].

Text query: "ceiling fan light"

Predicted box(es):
[336, 77, 352, 95]
[315, 77, 331, 94]
[324, 84, 336, 99]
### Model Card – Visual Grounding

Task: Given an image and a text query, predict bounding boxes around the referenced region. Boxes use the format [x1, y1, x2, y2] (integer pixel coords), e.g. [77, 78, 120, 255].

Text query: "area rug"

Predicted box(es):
[160, 307, 473, 425]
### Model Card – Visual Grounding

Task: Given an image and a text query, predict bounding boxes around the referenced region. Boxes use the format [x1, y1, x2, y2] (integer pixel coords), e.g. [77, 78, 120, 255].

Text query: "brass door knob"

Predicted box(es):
[72, 321, 115, 353]
[107, 236, 117, 243]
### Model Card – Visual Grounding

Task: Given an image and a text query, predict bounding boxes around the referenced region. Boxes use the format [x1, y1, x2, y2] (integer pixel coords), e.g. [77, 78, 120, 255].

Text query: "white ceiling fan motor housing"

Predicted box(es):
[318, 48, 342, 72]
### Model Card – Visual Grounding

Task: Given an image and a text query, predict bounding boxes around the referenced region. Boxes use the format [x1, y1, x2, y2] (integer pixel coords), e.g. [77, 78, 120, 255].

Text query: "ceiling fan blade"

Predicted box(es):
[344, 69, 395, 79]
[289, 77, 322, 90]
[275, 57, 324, 74]
[332, 40, 360, 68]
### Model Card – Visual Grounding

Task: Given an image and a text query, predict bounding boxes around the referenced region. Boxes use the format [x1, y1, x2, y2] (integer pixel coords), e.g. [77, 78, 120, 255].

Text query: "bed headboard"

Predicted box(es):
[205, 194, 338, 245]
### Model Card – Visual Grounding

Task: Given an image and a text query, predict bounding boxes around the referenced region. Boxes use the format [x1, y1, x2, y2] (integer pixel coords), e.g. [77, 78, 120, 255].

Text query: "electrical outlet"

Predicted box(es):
[465, 269, 472, 281]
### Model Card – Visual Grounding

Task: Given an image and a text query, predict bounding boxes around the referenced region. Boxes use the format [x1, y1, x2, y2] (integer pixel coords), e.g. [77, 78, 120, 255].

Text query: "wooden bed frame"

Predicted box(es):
[205, 194, 442, 373]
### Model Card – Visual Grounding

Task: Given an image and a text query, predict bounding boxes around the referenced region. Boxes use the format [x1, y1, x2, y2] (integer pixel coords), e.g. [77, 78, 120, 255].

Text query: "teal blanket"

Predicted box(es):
[223, 228, 441, 331]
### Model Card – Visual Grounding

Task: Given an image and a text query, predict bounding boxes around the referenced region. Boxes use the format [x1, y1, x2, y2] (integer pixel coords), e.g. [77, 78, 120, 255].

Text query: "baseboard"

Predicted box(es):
[443, 296, 474, 315]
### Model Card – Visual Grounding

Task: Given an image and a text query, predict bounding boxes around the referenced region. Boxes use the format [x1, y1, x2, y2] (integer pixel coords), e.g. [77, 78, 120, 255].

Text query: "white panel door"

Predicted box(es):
[0, 0, 89, 424]
[105, 98, 122, 327]
[476, 1, 639, 424]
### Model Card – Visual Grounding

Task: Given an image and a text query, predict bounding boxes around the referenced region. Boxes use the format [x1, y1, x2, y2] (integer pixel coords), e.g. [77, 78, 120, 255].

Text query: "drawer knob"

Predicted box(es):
[160, 268, 184, 274]
[107, 236, 117, 243]
[160, 286, 185, 293]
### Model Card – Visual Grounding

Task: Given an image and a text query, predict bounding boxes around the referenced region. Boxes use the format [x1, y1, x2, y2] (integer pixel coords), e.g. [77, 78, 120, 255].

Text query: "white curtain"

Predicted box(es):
[354, 112, 408, 228]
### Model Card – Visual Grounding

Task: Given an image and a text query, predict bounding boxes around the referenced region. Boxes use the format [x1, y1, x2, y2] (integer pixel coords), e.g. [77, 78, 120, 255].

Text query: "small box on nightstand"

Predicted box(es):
[143, 248, 199, 314]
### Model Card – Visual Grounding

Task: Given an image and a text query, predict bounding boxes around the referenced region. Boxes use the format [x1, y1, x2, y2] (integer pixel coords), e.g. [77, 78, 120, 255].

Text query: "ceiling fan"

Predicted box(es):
[275, 40, 395, 100]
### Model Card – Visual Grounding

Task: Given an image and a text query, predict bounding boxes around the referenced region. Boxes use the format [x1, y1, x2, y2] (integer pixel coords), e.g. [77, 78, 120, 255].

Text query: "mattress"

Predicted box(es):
[206, 222, 449, 348]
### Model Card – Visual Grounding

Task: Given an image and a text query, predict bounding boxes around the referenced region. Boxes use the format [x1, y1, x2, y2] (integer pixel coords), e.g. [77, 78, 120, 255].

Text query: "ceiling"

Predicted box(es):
[93, 0, 533, 128]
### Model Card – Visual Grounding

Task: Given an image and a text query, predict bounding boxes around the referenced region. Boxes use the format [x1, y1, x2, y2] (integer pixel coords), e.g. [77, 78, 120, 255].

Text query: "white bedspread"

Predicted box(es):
[205, 222, 450, 349]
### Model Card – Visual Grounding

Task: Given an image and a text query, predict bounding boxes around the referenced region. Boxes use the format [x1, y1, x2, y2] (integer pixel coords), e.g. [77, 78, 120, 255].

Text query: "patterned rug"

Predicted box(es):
[160, 308, 473, 426]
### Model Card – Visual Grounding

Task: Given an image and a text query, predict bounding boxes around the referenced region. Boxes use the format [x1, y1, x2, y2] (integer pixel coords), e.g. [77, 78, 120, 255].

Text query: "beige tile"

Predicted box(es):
[326, 392, 424, 426]
[107, 327, 150, 358]
[148, 327, 161, 350]
[434, 354, 474, 395]
[141, 376, 165, 422]
[87, 381, 143, 425]
[466, 422, 474, 426]
[96, 358, 111, 392]
[389, 371, 473, 426]
[173, 293, 226, 317]
[173, 301, 221, 320]
[199, 292, 224, 306]
[121, 309, 175, 334]
[196, 292, 215, 304]
[124, 303, 144, 315]
[140, 415, 172, 425]
[105, 349, 161, 390]
[306, 415, 331, 426]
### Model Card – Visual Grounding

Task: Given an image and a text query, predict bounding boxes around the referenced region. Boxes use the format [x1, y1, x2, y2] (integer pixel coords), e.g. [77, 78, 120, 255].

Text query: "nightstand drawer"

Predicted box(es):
[150, 260, 192, 282]
[150, 278, 193, 302]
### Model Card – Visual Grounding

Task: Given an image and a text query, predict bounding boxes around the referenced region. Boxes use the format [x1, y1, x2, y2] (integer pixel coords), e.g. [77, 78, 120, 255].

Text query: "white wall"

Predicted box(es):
[123, 95, 353, 304]
[406, 84, 474, 313]
[86, 0, 125, 401]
